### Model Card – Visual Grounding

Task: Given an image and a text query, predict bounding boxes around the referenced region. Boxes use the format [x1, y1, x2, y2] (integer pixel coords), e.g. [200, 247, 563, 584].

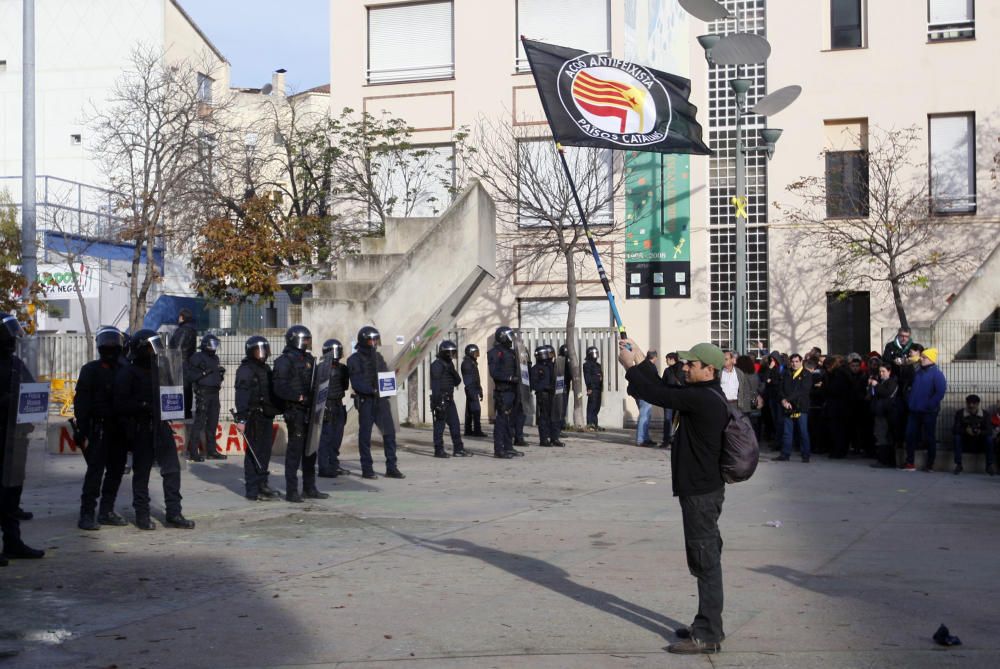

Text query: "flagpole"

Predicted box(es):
[555, 143, 627, 342]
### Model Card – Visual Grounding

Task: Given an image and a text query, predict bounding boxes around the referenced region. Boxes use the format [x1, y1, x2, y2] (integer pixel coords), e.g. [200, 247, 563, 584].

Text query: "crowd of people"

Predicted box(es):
[633, 327, 998, 474]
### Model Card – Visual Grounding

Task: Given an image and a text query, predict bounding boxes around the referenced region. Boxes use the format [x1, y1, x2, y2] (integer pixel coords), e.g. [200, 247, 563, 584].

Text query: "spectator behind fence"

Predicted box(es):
[868, 364, 899, 468]
[845, 353, 871, 457]
[951, 394, 994, 475]
[823, 355, 852, 459]
[805, 357, 827, 454]
[774, 353, 813, 463]
[904, 348, 946, 471]
[636, 350, 659, 447]
[763, 352, 784, 448]
[883, 327, 917, 378]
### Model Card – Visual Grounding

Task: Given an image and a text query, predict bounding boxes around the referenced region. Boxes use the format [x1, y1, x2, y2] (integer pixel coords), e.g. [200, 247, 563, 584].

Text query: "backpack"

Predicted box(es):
[713, 389, 760, 483]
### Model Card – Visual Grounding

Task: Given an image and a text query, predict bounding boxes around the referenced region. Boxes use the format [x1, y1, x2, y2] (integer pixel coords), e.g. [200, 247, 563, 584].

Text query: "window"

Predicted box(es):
[368, 1, 453, 84]
[196, 73, 213, 104]
[929, 113, 976, 214]
[519, 299, 610, 328]
[830, 0, 863, 49]
[826, 291, 870, 355]
[824, 120, 869, 218]
[373, 144, 456, 219]
[70, 134, 82, 146]
[928, 0, 974, 41]
[515, 0, 610, 71]
[0, 60, 7, 71]
[516, 139, 612, 227]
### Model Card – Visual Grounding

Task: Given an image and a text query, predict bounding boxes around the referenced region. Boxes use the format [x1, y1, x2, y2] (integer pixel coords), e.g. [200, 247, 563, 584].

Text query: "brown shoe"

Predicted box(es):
[667, 638, 721, 654]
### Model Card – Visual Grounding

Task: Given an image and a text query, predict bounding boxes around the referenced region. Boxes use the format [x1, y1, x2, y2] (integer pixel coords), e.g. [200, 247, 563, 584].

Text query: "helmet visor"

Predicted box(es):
[2, 315, 25, 340]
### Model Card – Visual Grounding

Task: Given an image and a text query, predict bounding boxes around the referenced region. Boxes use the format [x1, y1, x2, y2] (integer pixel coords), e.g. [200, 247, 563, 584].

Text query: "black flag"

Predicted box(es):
[521, 38, 711, 156]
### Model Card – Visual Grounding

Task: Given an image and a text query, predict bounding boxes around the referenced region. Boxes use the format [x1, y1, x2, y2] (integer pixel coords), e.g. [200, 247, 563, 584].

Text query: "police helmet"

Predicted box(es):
[542, 344, 556, 361]
[200, 334, 220, 353]
[586, 346, 600, 361]
[558, 344, 570, 358]
[0, 313, 25, 343]
[357, 326, 381, 349]
[533, 345, 547, 363]
[322, 338, 344, 360]
[130, 329, 164, 360]
[95, 326, 125, 356]
[494, 326, 514, 348]
[464, 343, 479, 358]
[245, 335, 270, 361]
[285, 324, 312, 351]
[438, 339, 458, 360]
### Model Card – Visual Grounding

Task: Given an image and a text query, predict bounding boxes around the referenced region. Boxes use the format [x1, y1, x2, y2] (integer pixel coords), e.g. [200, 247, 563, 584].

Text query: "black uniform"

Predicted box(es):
[531, 359, 561, 444]
[461, 354, 484, 436]
[346, 347, 399, 476]
[114, 357, 184, 523]
[430, 356, 464, 455]
[234, 356, 281, 497]
[1, 354, 33, 554]
[584, 359, 603, 427]
[488, 346, 519, 457]
[171, 321, 198, 419]
[558, 353, 573, 431]
[272, 346, 317, 495]
[318, 361, 350, 476]
[75, 356, 128, 520]
[184, 350, 223, 459]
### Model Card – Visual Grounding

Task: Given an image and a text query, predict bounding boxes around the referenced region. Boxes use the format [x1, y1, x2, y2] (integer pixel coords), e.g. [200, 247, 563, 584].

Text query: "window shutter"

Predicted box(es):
[516, 0, 610, 70]
[929, 114, 975, 213]
[368, 2, 453, 83]
[928, 0, 973, 24]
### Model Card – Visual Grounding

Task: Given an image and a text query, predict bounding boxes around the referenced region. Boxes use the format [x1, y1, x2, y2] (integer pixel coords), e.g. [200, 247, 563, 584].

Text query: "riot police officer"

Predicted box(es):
[487, 326, 523, 459]
[75, 326, 130, 530]
[557, 344, 573, 431]
[170, 307, 198, 419]
[273, 325, 329, 502]
[0, 313, 44, 562]
[346, 326, 405, 479]
[234, 336, 282, 501]
[114, 329, 194, 530]
[461, 344, 487, 437]
[531, 345, 564, 447]
[318, 338, 352, 478]
[185, 334, 225, 461]
[584, 346, 604, 430]
[430, 340, 470, 458]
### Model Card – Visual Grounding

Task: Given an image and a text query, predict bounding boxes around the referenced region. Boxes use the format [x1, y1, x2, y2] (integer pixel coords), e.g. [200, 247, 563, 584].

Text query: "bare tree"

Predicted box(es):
[40, 207, 102, 339]
[89, 47, 228, 330]
[466, 117, 626, 427]
[779, 125, 977, 329]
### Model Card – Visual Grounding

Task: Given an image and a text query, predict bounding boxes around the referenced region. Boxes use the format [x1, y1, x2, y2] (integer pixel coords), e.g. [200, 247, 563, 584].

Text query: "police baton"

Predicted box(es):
[230, 409, 265, 476]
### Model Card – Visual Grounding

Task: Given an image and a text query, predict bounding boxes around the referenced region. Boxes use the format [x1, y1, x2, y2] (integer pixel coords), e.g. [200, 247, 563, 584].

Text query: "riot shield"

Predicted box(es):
[552, 355, 567, 424]
[305, 352, 332, 457]
[2, 360, 45, 488]
[163, 346, 185, 395]
[512, 332, 534, 418]
[157, 351, 185, 452]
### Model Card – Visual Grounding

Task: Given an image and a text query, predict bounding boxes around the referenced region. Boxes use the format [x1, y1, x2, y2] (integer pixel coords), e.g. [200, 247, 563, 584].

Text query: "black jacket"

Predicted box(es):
[272, 346, 314, 410]
[74, 357, 120, 435]
[868, 376, 898, 418]
[662, 362, 685, 388]
[530, 360, 555, 394]
[171, 322, 198, 360]
[327, 361, 350, 403]
[487, 346, 518, 389]
[953, 407, 990, 440]
[346, 347, 388, 397]
[583, 360, 603, 391]
[234, 357, 281, 420]
[780, 368, 813, 413]
[114, 358, 157, 420]
[184, 350, 224, 390]
[430, 357, 462, 397]
[625, 360, 726, 497]
[461, 354, 482, 394]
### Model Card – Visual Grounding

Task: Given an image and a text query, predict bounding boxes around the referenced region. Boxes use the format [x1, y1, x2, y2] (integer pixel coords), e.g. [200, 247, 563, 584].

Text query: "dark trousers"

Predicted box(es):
[782, 413, 811, 458]
[873, 415, 896, 466]
[318, 402, 346, 474]
[464, 390, 482, 434]
[536, 391, 559, 441]
[183, 381, 193, 420]
[586, 389, 602, 426]
[283, 408, 316, 492]
[905, 410, 939, 467]
[514, 401, 526, 441]
[189, 389, 220, 457]
[356, 395, 398, 474]
[953, 433, 994, 467]
[0, 484, 22, 549]
[493, 390, 515, 455]
[679, 487, 725, 644]
[131, 422, 182, 518]
[766, 395, 784, 445]
[80, 421, 127, 516]
[560, 390, 570, 431]
[243, 413, 274, 496]
[434, 400, 464, 451]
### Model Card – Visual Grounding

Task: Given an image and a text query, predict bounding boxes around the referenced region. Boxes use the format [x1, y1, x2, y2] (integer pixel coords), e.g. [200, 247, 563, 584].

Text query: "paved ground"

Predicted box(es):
[2, 425, 999, 668]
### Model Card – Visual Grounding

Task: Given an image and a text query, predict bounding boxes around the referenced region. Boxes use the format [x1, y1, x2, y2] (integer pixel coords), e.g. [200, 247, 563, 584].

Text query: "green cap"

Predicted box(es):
[676, 342, 725, 370]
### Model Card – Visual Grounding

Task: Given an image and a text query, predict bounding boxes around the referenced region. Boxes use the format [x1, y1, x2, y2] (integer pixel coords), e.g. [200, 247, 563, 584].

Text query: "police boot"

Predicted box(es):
[514, 438, 528, 447]
[135, 514, 156, 531]
[78, 513, 100, 531]
[551, 439, 566, 447]
[507, 448, 525, 457]
[434, 448, 451, 458]
[453, 448, 472, 457]
[386, 469, 406, 479]
[286, 490, 304, 503]
[259, 483, 281, 498]
[2, 542, 45, 559]
[166, 514, 196, 529]
[206, 451, 227, 460]
[303, 488, 330, 499]
[494, 451, 514, 459]
[99, 510, 129, 526]
[538, 439, 552, 447]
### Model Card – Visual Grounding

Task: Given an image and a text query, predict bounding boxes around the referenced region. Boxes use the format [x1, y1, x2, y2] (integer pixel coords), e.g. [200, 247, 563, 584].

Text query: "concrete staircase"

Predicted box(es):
[303, 180, 497, 373]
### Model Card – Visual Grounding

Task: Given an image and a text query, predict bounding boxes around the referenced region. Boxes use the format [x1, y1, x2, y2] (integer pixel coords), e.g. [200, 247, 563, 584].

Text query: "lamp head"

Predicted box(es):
[730, 78, 753, 108]
[697, 34, 722, 65]
[759, 128, 783, 159]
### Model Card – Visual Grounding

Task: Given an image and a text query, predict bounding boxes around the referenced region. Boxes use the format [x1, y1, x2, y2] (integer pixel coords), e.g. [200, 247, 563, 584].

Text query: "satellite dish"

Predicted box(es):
[261, 83, 273, 95]
[751, 85, 802, 117]
[678, 0, 732, 21]
[709, 33, 771, 65]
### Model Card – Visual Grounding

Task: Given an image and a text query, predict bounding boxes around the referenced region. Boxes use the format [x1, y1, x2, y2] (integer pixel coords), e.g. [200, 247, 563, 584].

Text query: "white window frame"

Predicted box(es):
[928, 112, 976, 215]
[927, 0, 975, 41]
[196, 73, 213, 105]
[515, 0, 611, 72]
[367, 1, 455, 84]
[516, 138, 613, 228]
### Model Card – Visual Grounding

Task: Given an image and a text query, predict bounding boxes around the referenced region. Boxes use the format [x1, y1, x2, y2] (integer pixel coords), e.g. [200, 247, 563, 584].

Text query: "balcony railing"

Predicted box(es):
[928, 19, 975, 41]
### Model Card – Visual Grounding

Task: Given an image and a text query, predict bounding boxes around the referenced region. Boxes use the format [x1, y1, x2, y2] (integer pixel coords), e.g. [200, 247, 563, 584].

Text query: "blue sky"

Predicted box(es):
[177, 0, 330, 92]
